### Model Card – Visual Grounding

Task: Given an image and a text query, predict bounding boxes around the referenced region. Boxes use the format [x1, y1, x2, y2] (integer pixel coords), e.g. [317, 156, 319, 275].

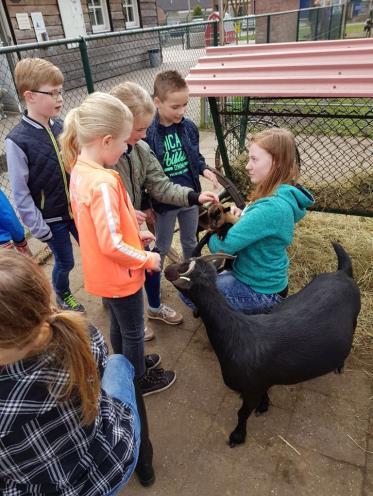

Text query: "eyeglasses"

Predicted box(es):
[31, 89, 64, 101]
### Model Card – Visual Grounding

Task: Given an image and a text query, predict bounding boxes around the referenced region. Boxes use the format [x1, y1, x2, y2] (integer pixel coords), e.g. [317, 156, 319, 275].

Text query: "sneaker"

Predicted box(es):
[56, 291, 86, 313]
[147, 304, 183, 325]
[144, 326, 155, 342]
[139, 368, 176, 397]
[145, 353, 161, 370]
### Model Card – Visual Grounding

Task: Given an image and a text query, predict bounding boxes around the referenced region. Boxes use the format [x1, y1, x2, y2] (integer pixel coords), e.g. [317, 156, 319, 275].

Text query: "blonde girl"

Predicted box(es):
[110, 82, 218, 344]
[208, 128, 314, 315]
[60, 92, 176, 486]
[0, 250, 139, 495]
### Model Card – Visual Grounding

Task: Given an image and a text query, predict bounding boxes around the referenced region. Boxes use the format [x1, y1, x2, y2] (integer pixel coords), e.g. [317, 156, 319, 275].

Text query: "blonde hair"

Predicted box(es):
[0, 251, 99, 426]
[110, 82, 155, 119]
[15, 58, 64, 97]
[249, 128, 299, 202]
[153, 70, 187, 101]
[60, 92, 133, 170]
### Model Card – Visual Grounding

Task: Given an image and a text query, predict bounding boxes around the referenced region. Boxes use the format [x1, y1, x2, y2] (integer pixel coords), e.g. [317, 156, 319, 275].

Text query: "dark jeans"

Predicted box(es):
[144, 270, 161, 309]
[102, 289, 146, 378]
[47, 219, 79, 296]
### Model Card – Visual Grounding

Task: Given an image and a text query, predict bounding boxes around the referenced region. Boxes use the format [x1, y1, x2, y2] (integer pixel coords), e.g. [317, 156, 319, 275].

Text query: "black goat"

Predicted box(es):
[193, 203, 238, 258]
[164, 243, 360, 447]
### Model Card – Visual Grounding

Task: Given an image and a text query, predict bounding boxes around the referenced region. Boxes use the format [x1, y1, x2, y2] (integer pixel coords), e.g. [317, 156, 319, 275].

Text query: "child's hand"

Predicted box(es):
[202, 169, 220, 190]
[150, 252, 161, 272]
[198, 191, 219, 204]
[139, 230, 156, 246]
[231, 206, 243, 218]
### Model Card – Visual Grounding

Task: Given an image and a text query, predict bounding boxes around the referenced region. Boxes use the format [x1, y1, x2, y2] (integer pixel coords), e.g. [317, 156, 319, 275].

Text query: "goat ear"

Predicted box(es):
[201, 253, 236, 273]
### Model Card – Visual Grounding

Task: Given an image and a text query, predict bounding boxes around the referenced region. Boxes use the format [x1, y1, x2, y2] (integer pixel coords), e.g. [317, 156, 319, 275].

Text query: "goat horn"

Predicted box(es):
[179, 260, 196, 277]
[200, 253, 236, 263]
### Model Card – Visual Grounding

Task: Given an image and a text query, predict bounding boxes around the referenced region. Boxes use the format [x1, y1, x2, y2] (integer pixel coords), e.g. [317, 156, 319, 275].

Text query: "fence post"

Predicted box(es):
[315, 7, 320, 40]
[212, 20, 219, 46]
[296, 9, 300, 41]
[208, 96, 232, 180]
[328, 5, 334, 39]
[266, 15, 271, 43]
[78, 37, 94, 94]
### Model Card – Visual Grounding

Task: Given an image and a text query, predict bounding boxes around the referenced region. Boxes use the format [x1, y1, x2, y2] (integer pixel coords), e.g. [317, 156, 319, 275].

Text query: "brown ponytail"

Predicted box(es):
[47, 311, 99, 426]
[0, 251, 100, 426]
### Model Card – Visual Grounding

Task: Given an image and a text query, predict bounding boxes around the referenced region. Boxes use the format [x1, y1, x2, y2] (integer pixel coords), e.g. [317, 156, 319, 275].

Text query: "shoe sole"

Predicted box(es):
[147, 314, 183, 325]
[142, 372, 177, 397]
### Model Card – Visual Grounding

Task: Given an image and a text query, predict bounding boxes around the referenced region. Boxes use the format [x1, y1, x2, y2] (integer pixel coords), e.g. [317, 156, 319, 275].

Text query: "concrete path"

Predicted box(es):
[28, 131, 373, 496]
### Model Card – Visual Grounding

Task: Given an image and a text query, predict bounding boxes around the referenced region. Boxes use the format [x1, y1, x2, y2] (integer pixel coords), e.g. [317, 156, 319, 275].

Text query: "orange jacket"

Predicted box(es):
[70, 158, 158, 297]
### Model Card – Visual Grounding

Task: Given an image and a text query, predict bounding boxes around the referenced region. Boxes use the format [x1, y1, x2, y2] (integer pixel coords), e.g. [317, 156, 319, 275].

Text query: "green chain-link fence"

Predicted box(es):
[213, 96, 373, 216]
[0, 6, 349, 214]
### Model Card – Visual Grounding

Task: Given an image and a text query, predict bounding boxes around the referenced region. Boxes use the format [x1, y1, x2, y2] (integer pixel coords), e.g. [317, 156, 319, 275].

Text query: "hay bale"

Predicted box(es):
[289, 212, 373, 368]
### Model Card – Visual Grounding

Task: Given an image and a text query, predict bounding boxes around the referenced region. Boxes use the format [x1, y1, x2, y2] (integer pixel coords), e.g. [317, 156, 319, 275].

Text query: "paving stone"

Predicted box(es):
[125, 401, 213, 495]
[270, 446, 364, 496]
[169, 349, 228, 417]
[287, 386, 369, 466]
[179, 448, 274, 496]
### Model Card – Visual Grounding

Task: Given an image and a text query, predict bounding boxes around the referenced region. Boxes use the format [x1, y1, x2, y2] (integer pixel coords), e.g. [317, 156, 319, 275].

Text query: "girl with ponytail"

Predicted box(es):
[0, 250, 140, 494]
[60, 92, 176, 396]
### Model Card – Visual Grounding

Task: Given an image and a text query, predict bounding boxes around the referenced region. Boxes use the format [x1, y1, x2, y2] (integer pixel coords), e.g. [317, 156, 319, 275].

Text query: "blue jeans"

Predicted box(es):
[181, 270, 284, 315]
[102, 289, 146, 378]
[47, 219, 79, 296]
[102, 355, 141, 495]
[215, 271, 284, 314]
[155, 205, 199, 264]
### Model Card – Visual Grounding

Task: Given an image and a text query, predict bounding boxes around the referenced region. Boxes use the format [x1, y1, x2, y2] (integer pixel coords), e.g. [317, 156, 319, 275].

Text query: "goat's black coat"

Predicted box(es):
[165, 243, 360, 446]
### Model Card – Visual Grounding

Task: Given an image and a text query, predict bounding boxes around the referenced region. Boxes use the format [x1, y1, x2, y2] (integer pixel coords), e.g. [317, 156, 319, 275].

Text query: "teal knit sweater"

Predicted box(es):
[208, 184, 314, 294]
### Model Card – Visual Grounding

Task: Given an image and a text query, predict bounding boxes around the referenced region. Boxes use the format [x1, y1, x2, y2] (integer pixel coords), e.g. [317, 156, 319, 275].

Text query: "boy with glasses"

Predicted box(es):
[5, 58, 84, 312]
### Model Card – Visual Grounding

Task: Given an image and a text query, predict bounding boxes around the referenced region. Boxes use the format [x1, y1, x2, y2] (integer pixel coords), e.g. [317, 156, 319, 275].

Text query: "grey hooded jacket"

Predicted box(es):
[115, 140, 199, 210]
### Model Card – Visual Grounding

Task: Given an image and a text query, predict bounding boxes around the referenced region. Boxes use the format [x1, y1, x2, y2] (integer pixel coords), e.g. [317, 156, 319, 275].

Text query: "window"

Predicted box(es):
[88, 0, 111, 33]
[122, 0, 140, 28]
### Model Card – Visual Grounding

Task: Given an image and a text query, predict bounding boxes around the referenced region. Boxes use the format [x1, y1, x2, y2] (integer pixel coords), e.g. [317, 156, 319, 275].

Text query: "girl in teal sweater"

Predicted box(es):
[208, 128, 314, 314]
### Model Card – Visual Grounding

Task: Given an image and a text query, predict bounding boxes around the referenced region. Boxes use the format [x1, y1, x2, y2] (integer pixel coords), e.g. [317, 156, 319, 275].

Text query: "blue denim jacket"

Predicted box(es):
[145, 113, 207, 195]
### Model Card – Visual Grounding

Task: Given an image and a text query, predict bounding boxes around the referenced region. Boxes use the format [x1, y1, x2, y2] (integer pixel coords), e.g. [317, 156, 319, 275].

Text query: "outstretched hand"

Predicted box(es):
[198, 191, 219, 205]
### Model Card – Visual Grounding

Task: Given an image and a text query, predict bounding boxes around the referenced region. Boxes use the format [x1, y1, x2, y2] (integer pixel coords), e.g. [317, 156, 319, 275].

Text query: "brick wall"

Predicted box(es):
[4, 0, 160, 90]
[255, 0, 300, 43]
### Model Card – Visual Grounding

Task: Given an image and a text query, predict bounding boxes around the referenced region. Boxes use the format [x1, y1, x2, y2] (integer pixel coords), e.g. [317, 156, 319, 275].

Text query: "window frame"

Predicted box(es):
[122, 0, 140, 29]
[88, 0, 111, 33]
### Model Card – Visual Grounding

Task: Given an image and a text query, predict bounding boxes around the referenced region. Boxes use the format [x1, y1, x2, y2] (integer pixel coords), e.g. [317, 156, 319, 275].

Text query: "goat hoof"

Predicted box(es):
[229, 430, 246, 447]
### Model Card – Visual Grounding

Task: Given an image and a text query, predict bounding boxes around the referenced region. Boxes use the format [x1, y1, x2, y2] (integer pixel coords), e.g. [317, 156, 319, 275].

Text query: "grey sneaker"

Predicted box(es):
[56, 291, 85, 313]
[147, 304, 183, 325]
[139, 368, 176, 396]
[144, 326, 155, 342]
